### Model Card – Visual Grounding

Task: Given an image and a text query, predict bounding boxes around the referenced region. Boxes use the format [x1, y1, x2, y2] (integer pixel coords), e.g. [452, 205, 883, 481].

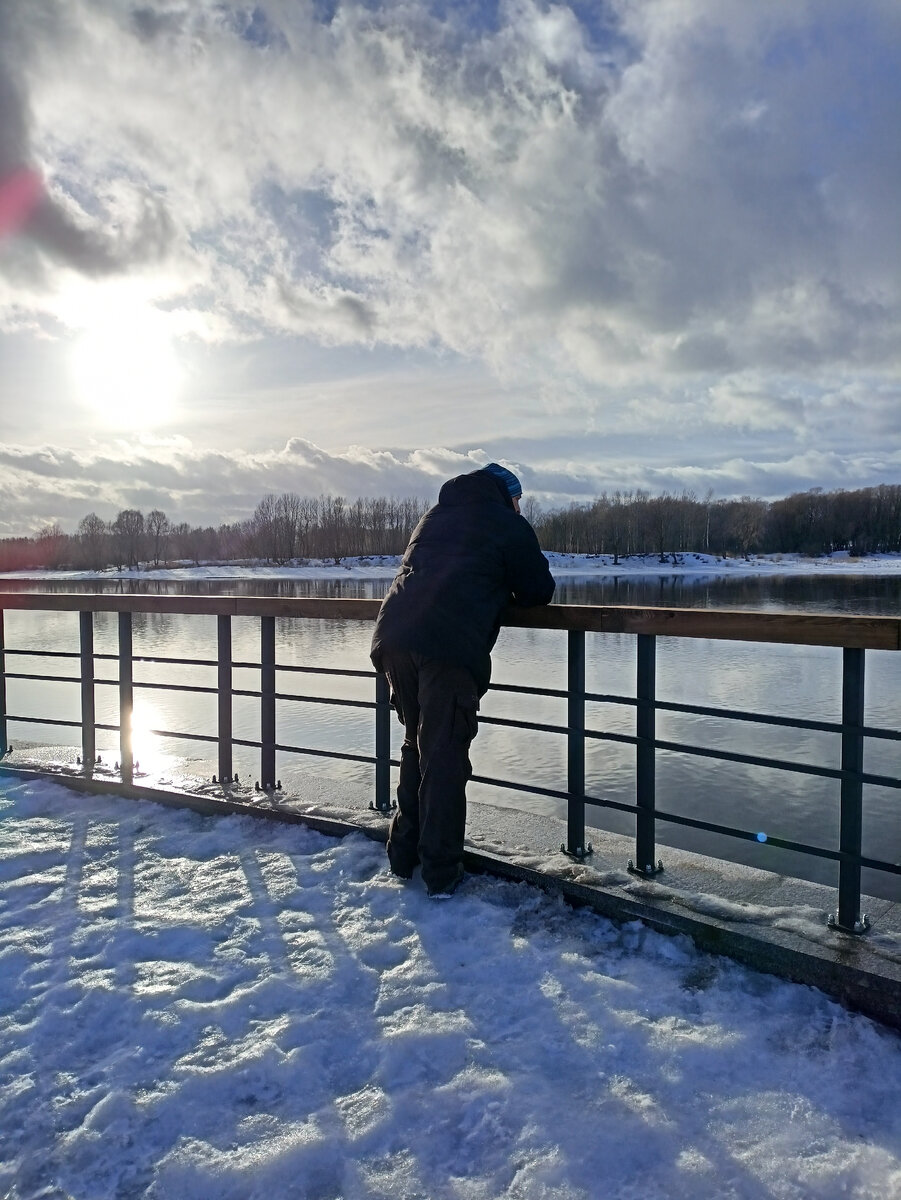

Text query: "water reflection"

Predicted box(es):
[2, 573, 898, 899]
[3, 571, 900, 611]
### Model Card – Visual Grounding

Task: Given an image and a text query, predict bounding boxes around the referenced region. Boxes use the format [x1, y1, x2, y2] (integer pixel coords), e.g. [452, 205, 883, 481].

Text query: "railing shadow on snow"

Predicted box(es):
[0, 592, 899, 936]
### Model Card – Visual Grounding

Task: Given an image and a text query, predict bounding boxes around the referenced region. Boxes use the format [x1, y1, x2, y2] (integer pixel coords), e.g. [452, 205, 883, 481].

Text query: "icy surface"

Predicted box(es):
[3, 550, 901, 582]
[2, 778, 901, 1200]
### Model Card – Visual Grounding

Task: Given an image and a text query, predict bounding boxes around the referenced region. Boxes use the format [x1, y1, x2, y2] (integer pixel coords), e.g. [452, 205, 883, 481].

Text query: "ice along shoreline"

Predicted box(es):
[3, 549, 901, 584]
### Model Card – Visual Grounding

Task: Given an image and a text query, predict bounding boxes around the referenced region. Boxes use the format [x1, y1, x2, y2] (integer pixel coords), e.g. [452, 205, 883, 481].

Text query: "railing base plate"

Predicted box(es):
[827, 912, 870, 935]
[628, 859, 664, 878]
[561, 842, 593, 861]
[369, 801, 397, 815]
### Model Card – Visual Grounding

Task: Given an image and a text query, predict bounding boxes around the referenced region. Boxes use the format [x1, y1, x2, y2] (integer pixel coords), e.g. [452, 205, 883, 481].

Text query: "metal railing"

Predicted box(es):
[1, 592, 899, 935]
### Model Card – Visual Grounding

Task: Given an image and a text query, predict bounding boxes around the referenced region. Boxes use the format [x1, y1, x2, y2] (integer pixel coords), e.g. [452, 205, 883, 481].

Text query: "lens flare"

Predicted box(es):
[0, 167, 43, 240]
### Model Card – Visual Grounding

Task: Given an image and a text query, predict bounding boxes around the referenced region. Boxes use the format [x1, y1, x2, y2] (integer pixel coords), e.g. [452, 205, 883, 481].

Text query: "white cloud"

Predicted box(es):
[0, 0, 899, 516]
[2, 433, 899, 538]
[2, 0, 896, 369]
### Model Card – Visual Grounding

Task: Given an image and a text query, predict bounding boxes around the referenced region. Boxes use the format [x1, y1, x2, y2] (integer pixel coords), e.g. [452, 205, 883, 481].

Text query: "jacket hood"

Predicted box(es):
[438, 469, 514, 510]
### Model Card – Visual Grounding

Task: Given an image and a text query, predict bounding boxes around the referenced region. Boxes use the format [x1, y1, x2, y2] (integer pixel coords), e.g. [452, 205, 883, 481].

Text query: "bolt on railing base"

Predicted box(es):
[827, 912, 871, 935]
[561, 842, 593, 861]
[628, 859, 664, 878]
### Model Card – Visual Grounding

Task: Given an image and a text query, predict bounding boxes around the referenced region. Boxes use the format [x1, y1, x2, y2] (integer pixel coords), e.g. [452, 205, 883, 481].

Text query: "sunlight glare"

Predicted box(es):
[129, 706, 167, 776]
[70, 303, 183, 428]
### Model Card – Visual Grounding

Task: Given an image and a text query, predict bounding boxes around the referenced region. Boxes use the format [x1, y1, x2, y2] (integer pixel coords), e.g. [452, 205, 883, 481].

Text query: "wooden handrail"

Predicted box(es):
[1, 592, 898, 650]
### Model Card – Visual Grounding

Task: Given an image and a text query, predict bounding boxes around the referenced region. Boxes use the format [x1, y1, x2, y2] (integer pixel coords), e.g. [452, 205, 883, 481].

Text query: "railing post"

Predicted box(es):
[260, 615, 276, 791]
[830, 648, 868, 933]
[562, 629, 592, 858]
[79, 611, 95, 773]
[118, 612, 133, 784]
[217, 615, 233, 787]
[631, 633, 662, 876]
[0, 610, 7, 759]
[371, 671, 393, 813]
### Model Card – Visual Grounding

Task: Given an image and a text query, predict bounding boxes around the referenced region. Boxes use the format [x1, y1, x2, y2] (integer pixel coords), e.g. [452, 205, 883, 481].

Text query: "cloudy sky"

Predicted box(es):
[1, 0, 899, 535]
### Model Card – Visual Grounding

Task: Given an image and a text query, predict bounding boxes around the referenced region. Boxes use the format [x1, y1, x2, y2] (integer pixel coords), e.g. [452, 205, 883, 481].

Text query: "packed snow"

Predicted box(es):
[2, 777, 900, 1199]
[3, 550, 901, 583]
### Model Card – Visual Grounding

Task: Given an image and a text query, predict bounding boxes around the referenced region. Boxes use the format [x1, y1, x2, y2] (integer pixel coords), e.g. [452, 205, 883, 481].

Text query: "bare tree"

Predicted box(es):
[36, 523, 68, 569]
[274, 493, 301, 563]
[77, 512, 108, 570]
[146, 509, 171, 567]
[318, 495, 347, 563]
[733, 497, 767, 559]
[110, 509, 145, 569]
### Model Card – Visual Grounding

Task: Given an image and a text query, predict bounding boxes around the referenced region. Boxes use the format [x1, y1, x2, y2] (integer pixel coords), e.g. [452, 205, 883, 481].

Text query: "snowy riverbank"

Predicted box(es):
[3, 550, 901, 584]
[2, 775, 901, 1199]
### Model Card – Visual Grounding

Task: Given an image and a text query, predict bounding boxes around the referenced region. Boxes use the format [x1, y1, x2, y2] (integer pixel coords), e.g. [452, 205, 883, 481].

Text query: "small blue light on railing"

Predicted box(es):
[756, 832, 767, 843]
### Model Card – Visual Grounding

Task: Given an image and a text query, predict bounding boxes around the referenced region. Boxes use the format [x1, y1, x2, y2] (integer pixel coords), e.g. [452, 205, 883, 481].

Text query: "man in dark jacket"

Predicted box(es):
[370, 463, 555, 897]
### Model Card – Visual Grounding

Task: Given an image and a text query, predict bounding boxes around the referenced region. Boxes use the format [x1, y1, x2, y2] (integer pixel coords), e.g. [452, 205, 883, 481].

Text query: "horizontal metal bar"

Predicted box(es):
[471, 773, 645, 821]
[479, 715, 568, 736]
[860, 770, 901, 790]
[638, 806, 901, 877]
[132, 656, 218, 668]
[493, 686, 899, 744]
[132, 681, 220, 696]
[488, 682, 568, 698]
[653, 736, 901, 788]
[3, 649, 79, 659]
[586, 690, 843, 733]
[585, 691, 636, 706]
[267, 663, 375, 679]
[148, 728, 217, 745]
[859, 726, 901, 742]
[654, 698, 839, 734]
[4, 672, 81, 684]
[273, 692, 373, 709]
[230, 688, 373, 710]
[5, 714, 83, 728]
[471, 772, 569, 801]
[585, 729, 639, 747]
[584, 690, 897, 742]
[635, 696, 898, 742]
[642, 806, 843, 861]
[93, 724, 216, 748]
[655, 736, 843, 779]
[275, 742, 375, 765]
[229, 736, 376, 766]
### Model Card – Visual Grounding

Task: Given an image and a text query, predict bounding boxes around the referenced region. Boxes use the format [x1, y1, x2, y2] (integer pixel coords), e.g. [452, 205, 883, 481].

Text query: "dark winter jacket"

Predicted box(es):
[370, 469, 555, 694]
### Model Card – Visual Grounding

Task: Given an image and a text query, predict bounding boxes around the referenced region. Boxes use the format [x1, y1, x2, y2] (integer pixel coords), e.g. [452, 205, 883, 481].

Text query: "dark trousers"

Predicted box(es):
[380, 650, 480, 892]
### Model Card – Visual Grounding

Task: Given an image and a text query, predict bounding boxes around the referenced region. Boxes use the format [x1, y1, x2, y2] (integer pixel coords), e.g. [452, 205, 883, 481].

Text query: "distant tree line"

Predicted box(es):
[529, 484, 901, 562]
[1, 484, 899, 573]
[0, 494, 431, 573]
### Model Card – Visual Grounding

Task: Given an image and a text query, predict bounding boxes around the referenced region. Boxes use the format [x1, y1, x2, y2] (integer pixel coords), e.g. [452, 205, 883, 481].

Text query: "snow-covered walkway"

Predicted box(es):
[2, 778, 900, 1199]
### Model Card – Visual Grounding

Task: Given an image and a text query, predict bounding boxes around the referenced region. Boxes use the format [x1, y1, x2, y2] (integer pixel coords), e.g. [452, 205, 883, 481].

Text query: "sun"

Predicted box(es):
[70, 302, 184, 428]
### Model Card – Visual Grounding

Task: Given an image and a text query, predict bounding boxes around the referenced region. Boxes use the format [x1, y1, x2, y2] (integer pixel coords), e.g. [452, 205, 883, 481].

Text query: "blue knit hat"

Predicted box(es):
[484, 462, 522, 499]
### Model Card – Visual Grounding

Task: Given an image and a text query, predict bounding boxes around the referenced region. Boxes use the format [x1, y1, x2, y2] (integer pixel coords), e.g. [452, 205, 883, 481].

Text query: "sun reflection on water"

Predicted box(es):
[129, 705, 168, 775]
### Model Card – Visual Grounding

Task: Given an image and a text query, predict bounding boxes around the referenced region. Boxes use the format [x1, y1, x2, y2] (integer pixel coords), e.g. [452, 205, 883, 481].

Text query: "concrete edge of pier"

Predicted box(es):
[2, 748, 899, 1035]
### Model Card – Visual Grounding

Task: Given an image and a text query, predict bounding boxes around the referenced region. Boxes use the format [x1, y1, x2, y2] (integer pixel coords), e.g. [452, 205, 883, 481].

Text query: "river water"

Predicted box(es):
[2, 573, 899, 899]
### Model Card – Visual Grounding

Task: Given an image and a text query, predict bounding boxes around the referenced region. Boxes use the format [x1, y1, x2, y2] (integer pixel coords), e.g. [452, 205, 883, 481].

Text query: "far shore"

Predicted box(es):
[2, 549, 901, 583]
